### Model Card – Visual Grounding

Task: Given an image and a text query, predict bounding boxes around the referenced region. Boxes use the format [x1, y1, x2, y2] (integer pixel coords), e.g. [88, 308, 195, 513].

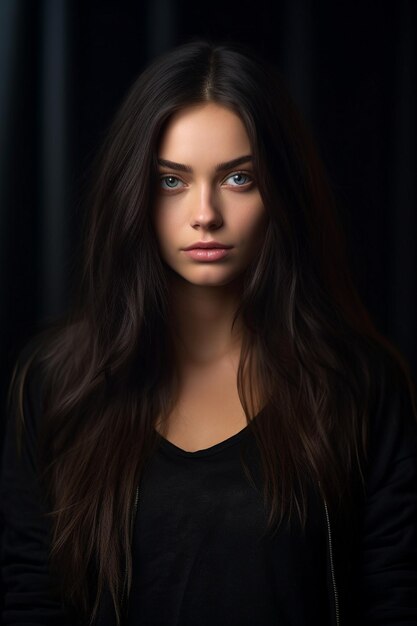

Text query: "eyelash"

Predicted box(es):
[159, 171, 254, 191]
[224, 171, 254, 187]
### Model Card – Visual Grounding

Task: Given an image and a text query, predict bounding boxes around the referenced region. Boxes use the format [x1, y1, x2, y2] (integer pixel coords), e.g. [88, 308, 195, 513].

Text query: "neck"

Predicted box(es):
[167, 273, 245, 366]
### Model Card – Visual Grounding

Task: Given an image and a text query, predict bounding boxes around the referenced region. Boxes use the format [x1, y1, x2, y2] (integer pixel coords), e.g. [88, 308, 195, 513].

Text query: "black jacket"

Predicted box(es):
[1, 348, 417, 625]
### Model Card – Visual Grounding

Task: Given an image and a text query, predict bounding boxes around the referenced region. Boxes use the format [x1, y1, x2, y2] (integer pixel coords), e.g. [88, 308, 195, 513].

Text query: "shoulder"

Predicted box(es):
[10, 321, 75, 418]
[368, 343, 416, 440]
[5, 334, 50, 460]
[15, 334, 47, 396]
[362, 341, 417, 492]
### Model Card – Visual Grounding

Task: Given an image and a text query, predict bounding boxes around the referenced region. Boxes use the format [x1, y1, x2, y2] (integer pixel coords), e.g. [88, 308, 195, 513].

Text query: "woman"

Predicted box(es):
[2, 39, 417, 626]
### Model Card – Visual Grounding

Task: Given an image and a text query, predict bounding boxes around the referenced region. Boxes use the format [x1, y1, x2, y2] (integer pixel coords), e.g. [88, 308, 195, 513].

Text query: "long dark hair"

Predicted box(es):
[9, 38, 416, 622]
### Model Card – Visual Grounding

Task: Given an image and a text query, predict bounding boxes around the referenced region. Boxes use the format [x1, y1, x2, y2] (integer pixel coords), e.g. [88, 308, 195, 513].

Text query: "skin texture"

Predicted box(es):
[153, 102, 267, 291]
[152, 102, 268, 450]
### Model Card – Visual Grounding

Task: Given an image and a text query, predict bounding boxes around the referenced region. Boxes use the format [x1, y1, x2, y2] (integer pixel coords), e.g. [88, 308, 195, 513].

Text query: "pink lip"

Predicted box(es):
[182, 248, 231, 261]
[181, 241, 233, 262]
[182, 241, 232, 250]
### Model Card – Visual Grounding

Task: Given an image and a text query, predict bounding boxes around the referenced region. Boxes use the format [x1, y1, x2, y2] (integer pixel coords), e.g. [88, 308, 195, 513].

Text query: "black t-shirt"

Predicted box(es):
[126, 414, 329, 626]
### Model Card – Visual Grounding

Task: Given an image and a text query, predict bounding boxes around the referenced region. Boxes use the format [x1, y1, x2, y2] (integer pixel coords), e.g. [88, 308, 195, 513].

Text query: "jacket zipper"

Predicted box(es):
[131, 485, 140, 535]
[122, 484, 140, 608]
[323, 495, 340, 626]
[124, 481, 340, 626]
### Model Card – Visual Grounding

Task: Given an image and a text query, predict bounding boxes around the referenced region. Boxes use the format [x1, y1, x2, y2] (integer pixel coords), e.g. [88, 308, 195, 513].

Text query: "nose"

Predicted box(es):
[190, 184, 223, 230]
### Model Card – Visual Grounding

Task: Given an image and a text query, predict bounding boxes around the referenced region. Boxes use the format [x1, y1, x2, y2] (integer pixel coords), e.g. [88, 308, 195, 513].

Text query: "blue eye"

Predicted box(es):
[160, 175, 184, 190]
[225, 172, 252, 186]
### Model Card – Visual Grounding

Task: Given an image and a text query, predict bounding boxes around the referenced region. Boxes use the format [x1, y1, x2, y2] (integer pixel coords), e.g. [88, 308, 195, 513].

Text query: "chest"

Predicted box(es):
[126, 433, 335, 625]
[155, 366, 251, 452]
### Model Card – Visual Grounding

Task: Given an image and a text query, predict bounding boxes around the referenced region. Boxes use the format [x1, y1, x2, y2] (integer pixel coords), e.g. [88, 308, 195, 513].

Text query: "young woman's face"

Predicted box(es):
[152, 102, 268, 288]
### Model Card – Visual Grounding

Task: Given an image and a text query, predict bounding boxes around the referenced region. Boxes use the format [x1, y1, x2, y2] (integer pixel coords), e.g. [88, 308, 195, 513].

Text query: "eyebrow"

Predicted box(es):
[157, 154, 253, 173]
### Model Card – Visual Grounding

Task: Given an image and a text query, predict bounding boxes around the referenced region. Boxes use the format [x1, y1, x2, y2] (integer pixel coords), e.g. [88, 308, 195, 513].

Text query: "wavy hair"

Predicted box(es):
[9, 38, 415, 623]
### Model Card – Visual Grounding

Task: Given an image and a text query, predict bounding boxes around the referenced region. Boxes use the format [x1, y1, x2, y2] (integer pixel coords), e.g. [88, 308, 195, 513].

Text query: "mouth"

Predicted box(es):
[182, 242, 233, 251]
[181, 240, 233, 261]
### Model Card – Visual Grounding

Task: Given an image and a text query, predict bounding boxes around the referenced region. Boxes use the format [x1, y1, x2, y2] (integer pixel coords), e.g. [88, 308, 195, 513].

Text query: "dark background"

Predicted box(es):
[1, 0, 416, 433]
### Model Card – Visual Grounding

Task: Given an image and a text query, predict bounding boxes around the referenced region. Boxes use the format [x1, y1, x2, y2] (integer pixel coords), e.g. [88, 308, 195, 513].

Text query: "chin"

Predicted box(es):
[165, 263, 246, 288]
[182, 270, 245, 289]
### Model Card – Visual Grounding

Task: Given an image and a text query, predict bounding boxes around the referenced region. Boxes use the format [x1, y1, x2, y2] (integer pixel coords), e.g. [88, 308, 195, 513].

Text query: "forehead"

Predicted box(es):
[157, 102, 251, 163]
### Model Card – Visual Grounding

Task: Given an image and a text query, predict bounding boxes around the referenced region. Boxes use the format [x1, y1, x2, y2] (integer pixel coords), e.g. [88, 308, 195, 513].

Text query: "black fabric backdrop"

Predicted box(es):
[1, 0, 416, 436]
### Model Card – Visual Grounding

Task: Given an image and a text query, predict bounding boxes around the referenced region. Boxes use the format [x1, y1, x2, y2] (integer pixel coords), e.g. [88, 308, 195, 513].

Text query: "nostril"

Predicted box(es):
[190, 211, 223, 229]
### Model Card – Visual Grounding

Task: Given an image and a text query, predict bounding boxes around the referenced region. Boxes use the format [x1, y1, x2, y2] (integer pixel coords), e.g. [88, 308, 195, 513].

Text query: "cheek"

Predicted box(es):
[234, 202, 268, 243]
